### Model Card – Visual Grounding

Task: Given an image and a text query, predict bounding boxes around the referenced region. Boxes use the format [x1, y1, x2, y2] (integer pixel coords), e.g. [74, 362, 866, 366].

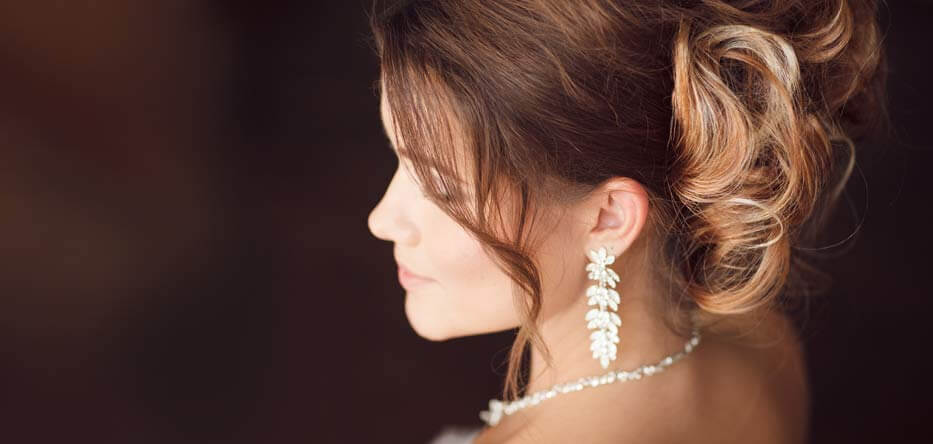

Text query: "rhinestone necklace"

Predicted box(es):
[479, 329, 702, 426]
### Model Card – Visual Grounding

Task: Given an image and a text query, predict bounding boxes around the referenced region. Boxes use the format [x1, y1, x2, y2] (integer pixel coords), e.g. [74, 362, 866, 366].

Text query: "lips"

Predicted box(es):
[399, 264, 431, 280]
[397, 263, 433, 289]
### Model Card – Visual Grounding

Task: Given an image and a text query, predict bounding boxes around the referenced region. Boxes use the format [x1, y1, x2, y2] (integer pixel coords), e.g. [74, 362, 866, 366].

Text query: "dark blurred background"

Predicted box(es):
[0, 1, 929, 443]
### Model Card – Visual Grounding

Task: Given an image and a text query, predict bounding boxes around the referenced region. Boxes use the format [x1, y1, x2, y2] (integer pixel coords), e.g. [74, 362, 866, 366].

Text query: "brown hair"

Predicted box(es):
[368, 0, 887, 402]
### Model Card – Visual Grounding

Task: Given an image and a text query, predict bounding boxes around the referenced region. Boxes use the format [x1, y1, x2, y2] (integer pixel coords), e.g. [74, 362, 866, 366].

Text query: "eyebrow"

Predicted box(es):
[389, 141, 466, 186]
[379, 116, 467, 185]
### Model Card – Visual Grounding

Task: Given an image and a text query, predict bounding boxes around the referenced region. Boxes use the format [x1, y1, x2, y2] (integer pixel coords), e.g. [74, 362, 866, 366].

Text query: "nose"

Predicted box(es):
[367, 169, 419, 245]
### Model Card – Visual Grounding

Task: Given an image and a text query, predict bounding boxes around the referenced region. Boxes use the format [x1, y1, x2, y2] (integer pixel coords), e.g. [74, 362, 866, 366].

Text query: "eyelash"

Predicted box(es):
[396, 158, 459, 203]
[414, 166, 449, 201]
[423, 181, 458, 203]
[435, 189, 457, 202]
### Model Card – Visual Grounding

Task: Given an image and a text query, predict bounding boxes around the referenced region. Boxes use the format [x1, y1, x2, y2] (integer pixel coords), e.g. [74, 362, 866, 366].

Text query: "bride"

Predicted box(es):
[365, 0, 886, 442]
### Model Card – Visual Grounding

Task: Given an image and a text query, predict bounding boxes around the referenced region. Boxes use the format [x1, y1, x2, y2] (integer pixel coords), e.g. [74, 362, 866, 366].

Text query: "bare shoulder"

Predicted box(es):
[678, 311, 811, 444]
[500, 312, 809, 444]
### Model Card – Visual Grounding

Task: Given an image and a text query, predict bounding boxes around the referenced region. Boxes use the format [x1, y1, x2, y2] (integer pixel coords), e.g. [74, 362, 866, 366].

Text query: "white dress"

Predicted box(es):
[428, 425, 483, 444]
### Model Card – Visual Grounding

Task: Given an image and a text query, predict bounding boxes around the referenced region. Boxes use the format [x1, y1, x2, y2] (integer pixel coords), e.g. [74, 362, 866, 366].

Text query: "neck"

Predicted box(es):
[524, 255, 691, 396]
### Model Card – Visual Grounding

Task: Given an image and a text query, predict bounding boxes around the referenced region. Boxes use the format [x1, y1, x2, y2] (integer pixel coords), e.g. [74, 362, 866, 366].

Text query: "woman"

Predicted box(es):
[366, 0, 886, 442]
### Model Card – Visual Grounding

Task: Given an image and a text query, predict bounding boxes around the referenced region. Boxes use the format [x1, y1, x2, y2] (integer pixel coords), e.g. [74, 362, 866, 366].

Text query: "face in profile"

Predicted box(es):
[367, 90, 523, 341]
[368, 88, 649, 347]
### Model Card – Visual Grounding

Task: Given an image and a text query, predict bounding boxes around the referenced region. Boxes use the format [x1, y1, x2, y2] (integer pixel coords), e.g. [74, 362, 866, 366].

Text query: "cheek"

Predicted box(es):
[426, 212, 504, 296]
[530, 224, 583, 316]
[418, 207, 519, 333]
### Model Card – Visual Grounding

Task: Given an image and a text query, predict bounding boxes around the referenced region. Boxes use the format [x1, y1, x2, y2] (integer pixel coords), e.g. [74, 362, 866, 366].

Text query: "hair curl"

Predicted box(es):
[368, 0, 887, 402]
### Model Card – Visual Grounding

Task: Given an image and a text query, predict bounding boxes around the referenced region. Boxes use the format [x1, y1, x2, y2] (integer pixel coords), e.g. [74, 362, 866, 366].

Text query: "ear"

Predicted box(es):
[584, 177, 650, 258]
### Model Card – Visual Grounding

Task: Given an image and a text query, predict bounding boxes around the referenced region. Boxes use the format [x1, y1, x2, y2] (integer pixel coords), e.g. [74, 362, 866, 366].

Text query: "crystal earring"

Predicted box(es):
[585, 246, 621, 369]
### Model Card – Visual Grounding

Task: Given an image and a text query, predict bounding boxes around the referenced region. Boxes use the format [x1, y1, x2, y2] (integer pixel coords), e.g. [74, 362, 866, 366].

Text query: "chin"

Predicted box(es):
[409, 323, 454, 342]
[404, 292, 455, 342]
[403, 291, 519, 341]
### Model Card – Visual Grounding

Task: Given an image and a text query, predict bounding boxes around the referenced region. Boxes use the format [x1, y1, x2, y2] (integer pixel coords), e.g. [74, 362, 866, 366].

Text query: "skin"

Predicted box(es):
[368, 90, 809, 443]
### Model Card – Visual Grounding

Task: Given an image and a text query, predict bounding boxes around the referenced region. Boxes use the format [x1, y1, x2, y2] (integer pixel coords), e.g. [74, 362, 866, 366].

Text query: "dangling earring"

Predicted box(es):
[585, 246, 621, 369]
